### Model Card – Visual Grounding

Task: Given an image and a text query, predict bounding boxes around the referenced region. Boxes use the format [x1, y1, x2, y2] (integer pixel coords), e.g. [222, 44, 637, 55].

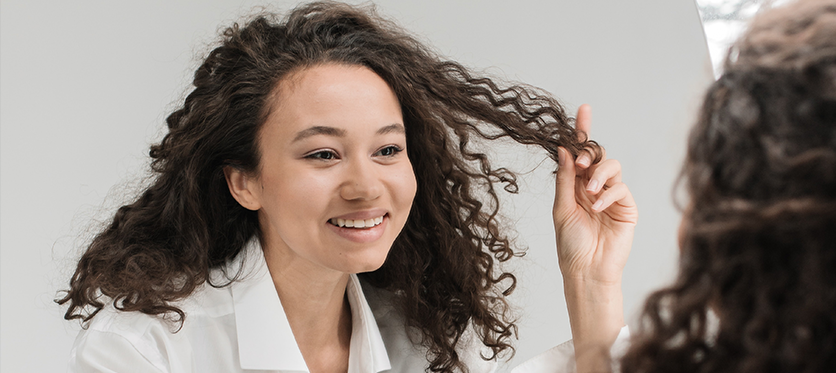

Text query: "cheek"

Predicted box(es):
[260, 170, 332, 227]
[394, 163, 417, 207]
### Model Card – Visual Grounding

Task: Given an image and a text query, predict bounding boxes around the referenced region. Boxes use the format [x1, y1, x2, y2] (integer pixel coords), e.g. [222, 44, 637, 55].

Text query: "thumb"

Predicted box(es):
[554, 147, 577, 219]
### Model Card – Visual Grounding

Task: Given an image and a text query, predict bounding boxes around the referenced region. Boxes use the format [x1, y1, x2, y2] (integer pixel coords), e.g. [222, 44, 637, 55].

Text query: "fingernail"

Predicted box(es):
[557, 148, 565, 166]
[577, 155, 590, 167]
[586, 179, 599, 192]
[591, 200, 604, 211]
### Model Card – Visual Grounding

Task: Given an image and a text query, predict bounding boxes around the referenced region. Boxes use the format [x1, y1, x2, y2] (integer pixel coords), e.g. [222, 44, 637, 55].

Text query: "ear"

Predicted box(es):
[224, 166, 262, 211]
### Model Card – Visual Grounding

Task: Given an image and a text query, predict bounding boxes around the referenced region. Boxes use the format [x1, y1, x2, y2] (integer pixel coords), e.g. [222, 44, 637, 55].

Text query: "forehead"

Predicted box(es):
[272, 64, 398, 112]
[259, 63, 404, 142]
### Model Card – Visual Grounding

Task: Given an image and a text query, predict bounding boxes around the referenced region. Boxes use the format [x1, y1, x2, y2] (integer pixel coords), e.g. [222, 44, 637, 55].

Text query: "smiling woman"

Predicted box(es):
[56, 2, 636, 372]
[225, 65, 416, 278]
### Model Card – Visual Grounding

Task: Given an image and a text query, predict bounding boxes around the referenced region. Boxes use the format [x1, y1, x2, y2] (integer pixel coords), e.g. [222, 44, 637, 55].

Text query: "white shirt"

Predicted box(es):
[68, 240, 628, 373]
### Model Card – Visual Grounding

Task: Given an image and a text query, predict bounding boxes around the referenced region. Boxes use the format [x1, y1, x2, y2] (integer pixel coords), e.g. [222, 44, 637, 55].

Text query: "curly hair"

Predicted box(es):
[621, 1, 836, 372]
[57, 2, 600, 372]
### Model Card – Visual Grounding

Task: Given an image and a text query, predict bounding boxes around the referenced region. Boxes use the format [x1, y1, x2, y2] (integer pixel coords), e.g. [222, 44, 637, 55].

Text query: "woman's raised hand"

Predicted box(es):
[553, 104, 638, 284]
[553, 104, 638, 372]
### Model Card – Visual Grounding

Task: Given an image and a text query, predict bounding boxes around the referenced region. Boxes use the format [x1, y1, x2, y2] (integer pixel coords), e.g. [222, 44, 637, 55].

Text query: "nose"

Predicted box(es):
[339, 157, 383, 201]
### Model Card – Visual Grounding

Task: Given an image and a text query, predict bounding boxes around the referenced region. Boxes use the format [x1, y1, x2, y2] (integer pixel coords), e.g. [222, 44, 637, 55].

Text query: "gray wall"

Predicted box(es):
[0, 0, 712, 371]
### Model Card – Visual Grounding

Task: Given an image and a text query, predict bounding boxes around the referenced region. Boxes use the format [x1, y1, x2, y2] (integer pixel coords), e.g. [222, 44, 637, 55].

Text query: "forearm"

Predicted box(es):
[563, 276, 624, 373]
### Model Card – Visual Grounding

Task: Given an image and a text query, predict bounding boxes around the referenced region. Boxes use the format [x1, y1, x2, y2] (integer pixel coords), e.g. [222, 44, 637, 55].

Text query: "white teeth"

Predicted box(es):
[331, 216, 384, 228]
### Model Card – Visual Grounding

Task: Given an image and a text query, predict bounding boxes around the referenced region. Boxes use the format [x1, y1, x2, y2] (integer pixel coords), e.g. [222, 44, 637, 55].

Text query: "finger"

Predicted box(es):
[585, 159, 622, 194]
[590, 182, 635, 213]
[575, 153, 592, 169]
[574, 104, 593, 168]
[554, 147, 578, 217]
[575, 104, 592, 140]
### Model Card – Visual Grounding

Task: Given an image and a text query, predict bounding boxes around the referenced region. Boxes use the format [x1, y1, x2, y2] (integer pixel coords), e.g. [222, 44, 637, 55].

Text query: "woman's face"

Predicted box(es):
[234, 63, 417, 275]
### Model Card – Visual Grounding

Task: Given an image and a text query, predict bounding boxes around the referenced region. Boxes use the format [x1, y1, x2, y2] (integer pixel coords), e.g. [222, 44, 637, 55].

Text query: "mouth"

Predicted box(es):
[328, 214, 386, 229]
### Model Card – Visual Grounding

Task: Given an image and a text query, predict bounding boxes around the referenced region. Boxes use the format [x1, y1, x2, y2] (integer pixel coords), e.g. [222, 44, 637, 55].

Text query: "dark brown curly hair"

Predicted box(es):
[621, 1, 836, 372]
[57, 2, 600, 372]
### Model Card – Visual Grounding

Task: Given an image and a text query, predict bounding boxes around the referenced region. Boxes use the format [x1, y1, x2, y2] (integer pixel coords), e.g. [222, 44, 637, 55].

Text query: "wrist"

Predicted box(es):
[563, 277, 624, 346]
[562, 271, 623, 288]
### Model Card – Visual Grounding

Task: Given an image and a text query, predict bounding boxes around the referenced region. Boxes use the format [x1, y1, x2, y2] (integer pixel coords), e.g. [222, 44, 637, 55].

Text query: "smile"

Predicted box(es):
[329, 215, 385, 229]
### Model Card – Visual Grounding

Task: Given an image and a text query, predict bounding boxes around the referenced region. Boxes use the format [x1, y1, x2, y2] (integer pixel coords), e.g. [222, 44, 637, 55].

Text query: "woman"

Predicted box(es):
[607, 0, 836, 372]
[59, 1, 636, 372]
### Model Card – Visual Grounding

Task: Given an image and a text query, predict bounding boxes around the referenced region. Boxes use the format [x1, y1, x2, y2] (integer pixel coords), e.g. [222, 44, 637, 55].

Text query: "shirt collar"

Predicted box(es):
[346, 273, 392, 372]
[229, 239, 391, 372]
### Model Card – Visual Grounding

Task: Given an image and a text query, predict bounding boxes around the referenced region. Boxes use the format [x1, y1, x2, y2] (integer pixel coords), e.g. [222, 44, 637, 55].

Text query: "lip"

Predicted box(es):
[327, 214, 389, 243]
[329, 208, 388, 221]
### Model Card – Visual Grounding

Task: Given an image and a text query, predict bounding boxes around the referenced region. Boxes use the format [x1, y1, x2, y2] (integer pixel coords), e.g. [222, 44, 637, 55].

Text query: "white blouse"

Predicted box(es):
[68, 240, 628, 373]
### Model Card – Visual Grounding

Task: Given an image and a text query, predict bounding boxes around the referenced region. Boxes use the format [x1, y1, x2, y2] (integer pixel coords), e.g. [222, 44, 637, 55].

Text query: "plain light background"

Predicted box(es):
[0, 0, 713, 371]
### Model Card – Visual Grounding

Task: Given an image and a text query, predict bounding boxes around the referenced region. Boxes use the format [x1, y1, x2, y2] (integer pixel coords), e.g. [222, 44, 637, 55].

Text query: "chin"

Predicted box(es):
[339, 249, 390, 274]
[354, 257, 389, 274]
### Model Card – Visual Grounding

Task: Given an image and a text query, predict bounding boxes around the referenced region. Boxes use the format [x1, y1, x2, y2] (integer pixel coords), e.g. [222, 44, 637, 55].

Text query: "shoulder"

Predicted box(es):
[69, 306, 178, 372]
[508, 325, 631, 373]
[81, 281, 234, 335]
[69, 283, 236, 373]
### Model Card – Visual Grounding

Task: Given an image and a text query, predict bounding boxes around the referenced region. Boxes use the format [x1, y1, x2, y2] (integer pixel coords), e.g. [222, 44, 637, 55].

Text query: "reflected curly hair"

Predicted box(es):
[57, 2, 600, 372]
[622, 1, 836, 372]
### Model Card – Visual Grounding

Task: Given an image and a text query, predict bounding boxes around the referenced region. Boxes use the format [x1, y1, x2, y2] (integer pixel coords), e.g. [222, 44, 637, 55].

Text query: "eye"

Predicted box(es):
[305, 150, 339, 160]
[375, 145, 403, 157]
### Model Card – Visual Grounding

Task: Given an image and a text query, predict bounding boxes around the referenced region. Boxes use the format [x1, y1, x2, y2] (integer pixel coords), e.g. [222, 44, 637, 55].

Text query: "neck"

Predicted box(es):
[262, 239, 352, 373]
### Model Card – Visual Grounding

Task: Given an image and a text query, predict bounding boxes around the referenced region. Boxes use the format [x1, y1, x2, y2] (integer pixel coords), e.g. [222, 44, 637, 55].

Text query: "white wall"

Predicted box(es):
[0, 0, 712, 371]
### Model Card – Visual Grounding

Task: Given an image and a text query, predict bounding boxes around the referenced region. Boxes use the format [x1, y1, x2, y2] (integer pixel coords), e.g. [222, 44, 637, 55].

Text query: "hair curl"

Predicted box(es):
[621, 1, 836, 372]
[57, 2, 600, 372]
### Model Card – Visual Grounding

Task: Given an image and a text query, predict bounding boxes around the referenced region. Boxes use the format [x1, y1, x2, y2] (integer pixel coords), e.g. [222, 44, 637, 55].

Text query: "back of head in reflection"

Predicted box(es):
[622, 1, 836, 371]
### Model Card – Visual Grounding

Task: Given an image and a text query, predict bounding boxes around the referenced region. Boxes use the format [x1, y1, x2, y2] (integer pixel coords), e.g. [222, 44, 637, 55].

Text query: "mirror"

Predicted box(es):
[696, 0, 793, 77]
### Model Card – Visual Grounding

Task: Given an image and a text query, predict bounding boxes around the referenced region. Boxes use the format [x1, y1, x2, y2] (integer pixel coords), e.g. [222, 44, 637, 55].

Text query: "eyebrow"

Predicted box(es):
[292, 123, 405, 142]
[376, 123, 405, 135]
[292, 126, 346, 142]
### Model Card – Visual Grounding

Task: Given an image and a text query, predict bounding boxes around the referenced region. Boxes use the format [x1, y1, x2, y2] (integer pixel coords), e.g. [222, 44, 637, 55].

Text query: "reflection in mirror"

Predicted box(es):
[696, 0, 792, 77]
